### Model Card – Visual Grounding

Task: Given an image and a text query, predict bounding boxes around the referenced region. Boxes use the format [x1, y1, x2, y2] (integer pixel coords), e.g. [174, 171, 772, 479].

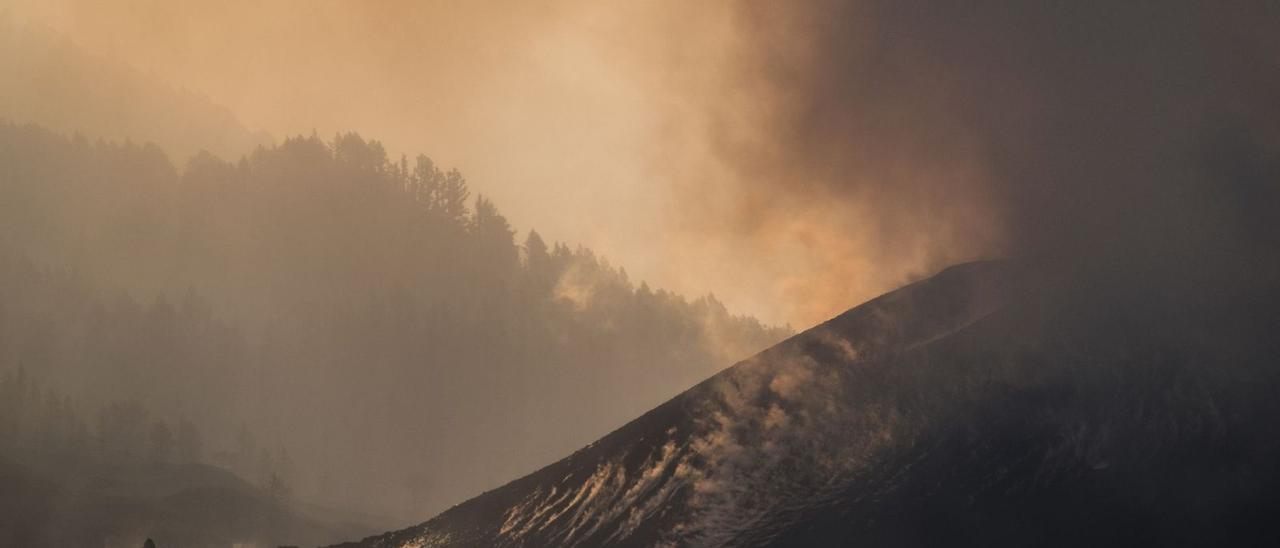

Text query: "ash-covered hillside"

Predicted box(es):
[337, 260, 1280, 547]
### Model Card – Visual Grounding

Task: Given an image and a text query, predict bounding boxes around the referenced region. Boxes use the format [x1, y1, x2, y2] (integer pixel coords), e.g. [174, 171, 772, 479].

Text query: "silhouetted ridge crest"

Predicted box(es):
[335, 258, 1280, 547]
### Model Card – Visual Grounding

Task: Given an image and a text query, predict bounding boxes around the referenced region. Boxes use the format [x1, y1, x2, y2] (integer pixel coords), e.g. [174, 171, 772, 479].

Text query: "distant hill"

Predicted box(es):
[0, 122, 789, 521]
[337, 260, 1280, 547]
[0, 21, 270, 163]
[0, 447, 383, 547]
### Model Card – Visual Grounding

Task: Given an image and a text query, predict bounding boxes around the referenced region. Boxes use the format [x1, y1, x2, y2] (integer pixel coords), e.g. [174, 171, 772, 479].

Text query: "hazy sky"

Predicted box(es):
[10, 1, 1273, 327]
[4, 0, 993, 328]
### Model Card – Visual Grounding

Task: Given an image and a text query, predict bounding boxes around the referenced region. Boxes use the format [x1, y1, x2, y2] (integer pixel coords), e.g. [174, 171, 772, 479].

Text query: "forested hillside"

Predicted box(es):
[0, 122, 789, 520]
[0, 20, 270, 162]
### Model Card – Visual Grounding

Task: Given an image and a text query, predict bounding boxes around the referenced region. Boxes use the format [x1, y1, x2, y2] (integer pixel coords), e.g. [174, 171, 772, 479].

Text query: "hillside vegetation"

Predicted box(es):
[0, 121, 789, 521]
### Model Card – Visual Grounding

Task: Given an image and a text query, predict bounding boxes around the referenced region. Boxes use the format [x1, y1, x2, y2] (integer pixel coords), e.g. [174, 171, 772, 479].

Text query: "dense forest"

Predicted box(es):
[0, 121, 789, 521]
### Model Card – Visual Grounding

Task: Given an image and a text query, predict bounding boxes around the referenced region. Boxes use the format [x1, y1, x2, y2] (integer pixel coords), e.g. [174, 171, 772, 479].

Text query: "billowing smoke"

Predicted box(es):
[689, 0, 1280, 317]
[671, 8, 1280, 531]
[6, 1, 1277, 328]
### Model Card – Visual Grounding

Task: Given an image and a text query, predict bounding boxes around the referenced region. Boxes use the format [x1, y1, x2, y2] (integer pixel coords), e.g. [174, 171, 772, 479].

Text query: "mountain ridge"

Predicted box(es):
[332, 260, 1018, 547]
[336, 257, 1280, 546]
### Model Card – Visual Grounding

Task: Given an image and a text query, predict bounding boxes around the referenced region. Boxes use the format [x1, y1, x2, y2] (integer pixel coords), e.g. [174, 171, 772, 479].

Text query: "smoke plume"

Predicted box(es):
[697, 1, 1280, 310]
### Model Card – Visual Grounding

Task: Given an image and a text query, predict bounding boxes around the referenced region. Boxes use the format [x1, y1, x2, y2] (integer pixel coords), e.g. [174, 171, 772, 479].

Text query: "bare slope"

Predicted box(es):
[335, 260, 1020, 547]
[339, 257, 1280, 546]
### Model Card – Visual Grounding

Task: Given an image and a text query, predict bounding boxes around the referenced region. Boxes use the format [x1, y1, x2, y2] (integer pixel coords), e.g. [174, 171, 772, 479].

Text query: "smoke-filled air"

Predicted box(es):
[1, 1, 1278, 547]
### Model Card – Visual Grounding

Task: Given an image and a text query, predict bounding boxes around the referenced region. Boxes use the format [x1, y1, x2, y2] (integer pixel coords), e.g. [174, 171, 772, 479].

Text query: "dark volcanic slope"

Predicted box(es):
[334, 261, 1016, 547]
[336, 260, 1280, 547]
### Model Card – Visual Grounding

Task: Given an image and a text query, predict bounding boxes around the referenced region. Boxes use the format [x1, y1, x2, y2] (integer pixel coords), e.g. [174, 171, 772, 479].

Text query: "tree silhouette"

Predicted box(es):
[176, 417, 203, 463]
[149, 420, 174, 465]
[0, 122, 791, 516]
